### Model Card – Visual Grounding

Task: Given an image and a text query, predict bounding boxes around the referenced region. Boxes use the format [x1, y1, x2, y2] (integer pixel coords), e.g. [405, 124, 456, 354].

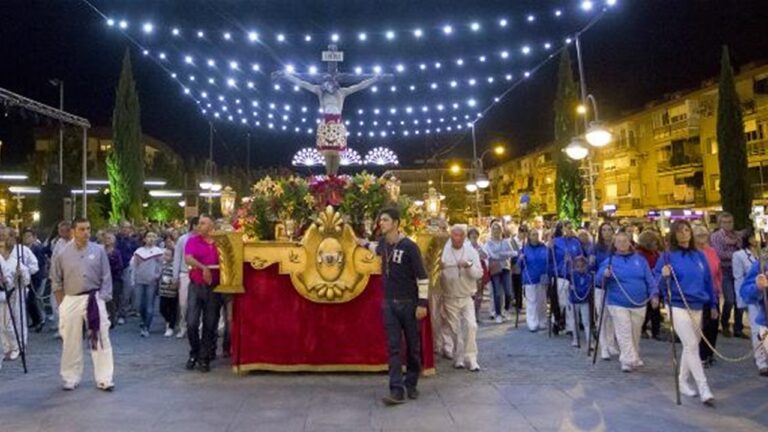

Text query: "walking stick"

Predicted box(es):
[547, 245, 555, 338]
[514, 237, 526, 330]
[592, 253, 612, 365]
[567, 241, 580, 349]
[663, 252, 681, 406]
[587, 270, 596, 357]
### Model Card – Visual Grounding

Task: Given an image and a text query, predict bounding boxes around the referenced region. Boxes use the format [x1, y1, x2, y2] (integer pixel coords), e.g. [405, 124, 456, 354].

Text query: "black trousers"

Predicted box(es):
[160, 295, 178, 327]
[699, 303, 719, 362]
[643, 303, 661, 337]
[187, 282, 222, 362]
[26, 283, 44, 327]
[382, 299, 421, 395]
[511, 272, 523, 310]
[107, 279, 123, 325]
[548, 278, 563, 329]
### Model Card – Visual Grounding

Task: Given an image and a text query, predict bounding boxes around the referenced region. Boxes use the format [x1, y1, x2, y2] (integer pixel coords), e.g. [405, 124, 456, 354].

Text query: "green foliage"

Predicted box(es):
[108, 49, 145, 223]
[716, 46, 752, 230]
[339, 172, 388, 224]
[553, 50, 585, 224]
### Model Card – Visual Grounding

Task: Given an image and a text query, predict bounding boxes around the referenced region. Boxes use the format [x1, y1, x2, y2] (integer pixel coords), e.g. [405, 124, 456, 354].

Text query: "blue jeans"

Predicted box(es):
[491, 269, 513, 316]
[136, 282, 157, 330]
[382, 299, 421, 395]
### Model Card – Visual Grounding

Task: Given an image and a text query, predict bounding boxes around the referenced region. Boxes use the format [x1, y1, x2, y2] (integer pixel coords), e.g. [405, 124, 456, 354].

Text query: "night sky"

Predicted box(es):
[1, 0, 767, 171]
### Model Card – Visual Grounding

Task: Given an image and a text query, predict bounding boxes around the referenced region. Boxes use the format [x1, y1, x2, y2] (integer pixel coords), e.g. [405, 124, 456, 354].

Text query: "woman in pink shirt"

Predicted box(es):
[694, 225, 721, 368]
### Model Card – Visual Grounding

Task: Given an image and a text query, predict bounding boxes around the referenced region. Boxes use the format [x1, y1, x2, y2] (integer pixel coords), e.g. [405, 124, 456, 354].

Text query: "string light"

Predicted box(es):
[248, 31, 259, 41]
[358, 32, 367, 41]
[442, 25, 453, 35]
[413, 28, 423, 38]
[386, 30, 395, 40]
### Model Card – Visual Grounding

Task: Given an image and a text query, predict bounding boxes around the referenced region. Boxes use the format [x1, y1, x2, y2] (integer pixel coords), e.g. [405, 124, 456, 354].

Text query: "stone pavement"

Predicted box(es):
[1, 310, 766, 432]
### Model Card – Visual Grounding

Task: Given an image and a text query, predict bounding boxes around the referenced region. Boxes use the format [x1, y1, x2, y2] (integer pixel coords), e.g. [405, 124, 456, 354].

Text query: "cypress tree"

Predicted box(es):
[107, 49, 145, 222]
[716, 46, 751, 229]
[554, 50, 585, 223]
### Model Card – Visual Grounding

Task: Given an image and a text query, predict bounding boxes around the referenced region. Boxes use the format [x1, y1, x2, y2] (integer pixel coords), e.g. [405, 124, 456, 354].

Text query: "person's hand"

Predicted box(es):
[415, 306, 428, 320]
[651, 297, 660, 309]
[478, 251, 488, 260]
[202, 267, 212, 285]
[661, 265, 672, 278]
[757, 274, 768, 290]
[711, 307, 719, 320]
[459, 260, 471, 269]
[603, 267, 612, 278]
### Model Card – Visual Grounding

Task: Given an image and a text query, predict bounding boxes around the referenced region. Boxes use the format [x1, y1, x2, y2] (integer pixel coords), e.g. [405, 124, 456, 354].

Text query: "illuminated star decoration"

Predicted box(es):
[100, 2, 616, 143]
[363, 147, 399, 166]
[291, 148, 324, 166]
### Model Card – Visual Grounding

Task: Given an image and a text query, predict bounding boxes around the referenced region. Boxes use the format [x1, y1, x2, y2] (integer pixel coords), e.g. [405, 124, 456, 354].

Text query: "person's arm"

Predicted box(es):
[740, 261, 764, 304]
[700, 253, 718, 310]
[642, 258, 660, 308]
[97, 249, 112, 301]
[409, 242, 430, 317]
[185, 252, 212, 284]
[279, 72, 321, 94]
[23, 246, 39, 275]
[50, 253, 65, 306]
[172, 237, 185, 280]
[467, 248, 484, 280]
[339, 75, 380, 96]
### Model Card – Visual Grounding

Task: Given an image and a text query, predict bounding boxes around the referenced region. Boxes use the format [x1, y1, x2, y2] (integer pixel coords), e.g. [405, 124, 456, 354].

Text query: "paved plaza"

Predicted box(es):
[1, 312, 766, 432]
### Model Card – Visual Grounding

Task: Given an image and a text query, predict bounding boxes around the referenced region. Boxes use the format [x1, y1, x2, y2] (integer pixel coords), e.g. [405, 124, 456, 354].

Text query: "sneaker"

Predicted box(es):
[758, 367, 768, 377]
[571, 340, 579, 347]
[62, 382, 78, 391]
[185, 357, 197, 370]
[406, 387, 419, 400]
[97, 382, 115, 392]
[495, 316, 503, 324]
[621, 364, 633, 373]
[698, 383, 714, 406]
[454, 362, 465, 369]
[164, 327, 174, 337]
[601, 353, 611, 361]
[140, 328, 149, 338]
[198, 361, 211, 373]
[679, 379, 697, 397]
[634, 359, 645, 369]
[382, 392, 406, 406]
[469, 362, 481, 372]
[117, 318, 125, 325]
[8, 350, 19, 361]
[176, 329, 187, 339]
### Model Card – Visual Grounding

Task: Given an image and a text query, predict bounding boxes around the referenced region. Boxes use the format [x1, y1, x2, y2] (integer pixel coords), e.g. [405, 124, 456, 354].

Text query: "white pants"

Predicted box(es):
[177, 272, 190, 331]
[556, 278, 574, 333]
[0, 288, 27, 355]
[524, 283, 548, 331]
[608, 305, 645, 367]
[572, 302, 592, 347]
[442, 296, 478, 365]
[672, 307, 709, 390]
[594, 289, 619, 358]
[747, 304, 768, 370]
[59, 295, 114, 387]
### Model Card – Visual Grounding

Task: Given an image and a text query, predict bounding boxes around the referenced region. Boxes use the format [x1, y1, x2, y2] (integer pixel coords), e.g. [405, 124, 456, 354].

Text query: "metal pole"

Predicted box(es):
[587, 156, 598, 225]
[82, 127, 87, 217]
[471, 124, 482, 222]
[208, 122, 213, 215]
[575, 35, 589, 131]
[59, 81, 64, 184]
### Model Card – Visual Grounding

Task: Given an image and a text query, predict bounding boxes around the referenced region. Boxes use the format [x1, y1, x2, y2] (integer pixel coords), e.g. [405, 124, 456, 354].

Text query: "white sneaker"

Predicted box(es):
[634, 359, 645, 369]
[117, 318, 126, 325]
[679, 379, 697, 397]
[8, 350, 19, 361]
[454, 362, 465, 369]
[468, 362, 481, 372]
[164, 327, 174, 337]
[621, 364, 633, 373]
[176, 328, 187, 339]
[140, 329, 149, 338]
[571, 340, 579, 347]
[495, 316, 503, 324]
[697, 382, 714, 405]
[62, 382, 78, 391]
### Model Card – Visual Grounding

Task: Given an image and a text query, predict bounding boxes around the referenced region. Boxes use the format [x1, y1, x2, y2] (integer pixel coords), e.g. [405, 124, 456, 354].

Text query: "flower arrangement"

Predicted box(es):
[245, 176, 313, 240]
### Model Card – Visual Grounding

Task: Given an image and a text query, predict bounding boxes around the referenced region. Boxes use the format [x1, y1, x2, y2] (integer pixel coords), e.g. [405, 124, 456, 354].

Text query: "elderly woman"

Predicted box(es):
[483, 221, 517, 324]
[599, 232, 659, 372]
[637, 230, 663, 340]
[733, 229, 768, 375]
[693, 225, 722, 368]
[521, 229, 549, 332]
[655, 220, 717, 405]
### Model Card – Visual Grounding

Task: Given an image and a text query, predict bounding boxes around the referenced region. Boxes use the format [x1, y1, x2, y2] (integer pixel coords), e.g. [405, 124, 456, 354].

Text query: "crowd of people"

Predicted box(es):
[0, 209, 766, 408]
[431, 212, 768, 407]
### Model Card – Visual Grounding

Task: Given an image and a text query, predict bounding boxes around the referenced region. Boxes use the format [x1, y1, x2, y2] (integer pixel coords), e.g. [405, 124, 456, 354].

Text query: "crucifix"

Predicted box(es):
[273, 45, 392, 175]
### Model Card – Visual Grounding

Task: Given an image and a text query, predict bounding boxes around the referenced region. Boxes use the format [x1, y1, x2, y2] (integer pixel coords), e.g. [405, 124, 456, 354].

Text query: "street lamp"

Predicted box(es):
[565, 137, 589, 160]
[585, 120, 612, 147]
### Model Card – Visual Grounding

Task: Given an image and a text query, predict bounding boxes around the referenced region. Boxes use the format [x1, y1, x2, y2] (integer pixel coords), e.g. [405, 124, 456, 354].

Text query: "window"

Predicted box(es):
[630, 158, 638, 167]
[745, 120, 765, 143]
[658, 145, 671, 163]
[710, 175, 720, 192]
[628, 130, 637, 146]
[617, 181, 631, 197]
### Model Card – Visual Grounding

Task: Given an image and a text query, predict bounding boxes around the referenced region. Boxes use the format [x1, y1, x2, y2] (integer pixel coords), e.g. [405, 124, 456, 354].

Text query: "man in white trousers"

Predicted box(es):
[50, 218, 114, 391]
[440, 225, 483, 371]
[173, 217, 198, 339]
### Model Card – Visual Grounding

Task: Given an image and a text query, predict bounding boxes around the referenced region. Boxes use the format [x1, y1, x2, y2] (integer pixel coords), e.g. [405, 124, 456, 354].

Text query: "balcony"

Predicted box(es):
[653, 117, 700, 141]
[658, 154, 703, 174]
[752, 184, 768, 200]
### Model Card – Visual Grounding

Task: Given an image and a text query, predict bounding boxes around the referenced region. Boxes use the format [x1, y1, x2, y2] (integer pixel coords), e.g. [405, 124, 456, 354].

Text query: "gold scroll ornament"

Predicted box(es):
[212, 206, 381, 303]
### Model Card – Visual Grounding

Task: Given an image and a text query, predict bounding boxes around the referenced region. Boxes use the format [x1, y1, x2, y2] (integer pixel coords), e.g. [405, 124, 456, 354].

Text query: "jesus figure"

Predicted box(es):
[274, 71, 381, 175]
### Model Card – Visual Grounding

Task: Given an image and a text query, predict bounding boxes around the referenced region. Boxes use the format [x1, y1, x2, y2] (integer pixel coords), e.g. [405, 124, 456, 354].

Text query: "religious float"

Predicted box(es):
[212, 173, 448, 374]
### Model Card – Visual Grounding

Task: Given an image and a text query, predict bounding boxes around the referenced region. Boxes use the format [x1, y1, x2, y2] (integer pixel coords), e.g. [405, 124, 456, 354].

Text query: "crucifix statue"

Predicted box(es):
[273, 45, 391, 175]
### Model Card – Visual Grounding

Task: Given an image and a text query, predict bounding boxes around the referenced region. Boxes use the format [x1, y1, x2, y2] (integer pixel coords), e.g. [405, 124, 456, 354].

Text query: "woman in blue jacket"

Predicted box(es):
[599, 232, 659, 372]
[549, 221, 583, 335]
[593, 222, 619, 360]
[737, 258, 768, 376]
[655, 220, 717, 405]
[520, 229, 549, 332]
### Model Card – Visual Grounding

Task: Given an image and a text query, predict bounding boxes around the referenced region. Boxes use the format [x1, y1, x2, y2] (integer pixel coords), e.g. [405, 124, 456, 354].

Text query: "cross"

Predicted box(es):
[322, 44, 344, 76]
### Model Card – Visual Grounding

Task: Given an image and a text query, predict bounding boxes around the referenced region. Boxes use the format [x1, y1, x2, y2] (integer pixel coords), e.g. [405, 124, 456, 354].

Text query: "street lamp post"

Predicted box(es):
[49, 79, 64, 184]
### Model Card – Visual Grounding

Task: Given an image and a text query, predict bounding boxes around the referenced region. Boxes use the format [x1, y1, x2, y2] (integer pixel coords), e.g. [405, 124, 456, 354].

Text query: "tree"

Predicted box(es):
[554, 50, 585, 224]
[716, 46, 752, 230]
[107, 49, 145, 223]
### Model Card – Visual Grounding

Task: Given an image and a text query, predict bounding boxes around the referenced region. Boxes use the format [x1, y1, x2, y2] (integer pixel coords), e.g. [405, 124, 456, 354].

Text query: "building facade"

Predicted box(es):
[489, 62, 768, 220]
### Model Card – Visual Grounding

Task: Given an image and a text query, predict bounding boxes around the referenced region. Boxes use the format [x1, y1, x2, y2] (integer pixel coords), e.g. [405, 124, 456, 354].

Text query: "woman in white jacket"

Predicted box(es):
[0, 236, 31, 367]
[440, 225, 484, 371]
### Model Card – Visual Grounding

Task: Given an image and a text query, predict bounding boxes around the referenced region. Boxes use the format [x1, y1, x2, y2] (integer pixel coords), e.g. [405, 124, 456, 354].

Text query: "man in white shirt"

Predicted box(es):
[440, 225, 484, 371]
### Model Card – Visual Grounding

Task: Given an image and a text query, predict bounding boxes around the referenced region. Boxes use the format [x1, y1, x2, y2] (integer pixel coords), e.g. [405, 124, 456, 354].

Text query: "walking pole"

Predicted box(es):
[515, 237, 526, 330]
[592, 253, 612, 365]
[663, 252, 681, 406]
[587, 270, 596, 357]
